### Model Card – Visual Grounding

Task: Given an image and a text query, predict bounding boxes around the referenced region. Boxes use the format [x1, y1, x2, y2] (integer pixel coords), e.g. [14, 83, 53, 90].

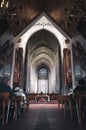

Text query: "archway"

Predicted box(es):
[25, 30, 61, 94]
[15, 12, 72, 95]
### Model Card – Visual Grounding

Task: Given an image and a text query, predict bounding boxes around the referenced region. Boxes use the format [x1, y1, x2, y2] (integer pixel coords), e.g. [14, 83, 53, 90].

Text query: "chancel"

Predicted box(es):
[0, 0, 86, 130]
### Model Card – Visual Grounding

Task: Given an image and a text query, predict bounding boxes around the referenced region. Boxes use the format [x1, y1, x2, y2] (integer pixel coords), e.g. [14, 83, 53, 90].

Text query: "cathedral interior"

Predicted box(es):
[0, 0, 86, 130]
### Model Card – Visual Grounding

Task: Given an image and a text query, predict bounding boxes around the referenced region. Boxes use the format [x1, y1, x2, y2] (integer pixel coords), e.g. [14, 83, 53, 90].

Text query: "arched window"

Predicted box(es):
[38, 68, 48, 79]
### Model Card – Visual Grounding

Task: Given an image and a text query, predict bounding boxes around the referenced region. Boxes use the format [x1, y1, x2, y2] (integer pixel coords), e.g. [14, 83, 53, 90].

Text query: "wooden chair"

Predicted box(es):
[62, 95, 74, 119]
[61, 96, 69, 115]
[58, 95, 63, 110]
[26, 95, 29, 109]
[68, 94, 75, 120]
[0, 92, 10, 126]
[75, 91, 86, 126]
[14, 95, 22, 120]
[58, 95, 74, 120]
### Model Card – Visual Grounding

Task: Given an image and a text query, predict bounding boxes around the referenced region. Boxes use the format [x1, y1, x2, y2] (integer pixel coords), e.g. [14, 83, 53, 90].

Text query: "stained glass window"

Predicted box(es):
[38, 68, 48, 79]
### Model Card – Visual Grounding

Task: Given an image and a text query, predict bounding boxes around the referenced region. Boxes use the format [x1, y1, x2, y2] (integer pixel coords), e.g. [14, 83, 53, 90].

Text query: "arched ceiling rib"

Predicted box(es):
[31, 53, 55, 66]
[27, 30, 59, 53]
[4, 0, 85, 37]
[29, 43, 57, 56]
[36, 63, 50, 72]
[34, 58, 52, 70]
[30, 47, 56, 62]
[26, 30, 60, 69]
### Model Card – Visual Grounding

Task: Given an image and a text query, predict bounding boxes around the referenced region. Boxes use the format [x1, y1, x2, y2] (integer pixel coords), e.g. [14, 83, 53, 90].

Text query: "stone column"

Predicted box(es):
[10, 41, 16, 89]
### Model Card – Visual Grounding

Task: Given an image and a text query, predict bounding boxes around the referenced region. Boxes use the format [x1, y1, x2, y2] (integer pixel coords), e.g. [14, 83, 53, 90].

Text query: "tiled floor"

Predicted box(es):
[0, 104, 86, 130]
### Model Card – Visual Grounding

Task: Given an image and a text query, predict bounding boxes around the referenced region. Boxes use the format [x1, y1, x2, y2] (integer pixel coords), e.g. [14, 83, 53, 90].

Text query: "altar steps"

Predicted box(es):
[29, 100, 58, 104]
[27, 93, 58, 104]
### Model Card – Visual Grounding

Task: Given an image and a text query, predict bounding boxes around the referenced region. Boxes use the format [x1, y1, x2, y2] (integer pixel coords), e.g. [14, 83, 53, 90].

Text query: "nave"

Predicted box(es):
[0, 104, 86, 130]
[0, 1, 86, 130]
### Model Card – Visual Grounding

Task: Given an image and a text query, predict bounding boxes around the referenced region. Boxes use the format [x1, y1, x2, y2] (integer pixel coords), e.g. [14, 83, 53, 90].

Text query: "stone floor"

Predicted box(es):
[0, 104, 86, 130]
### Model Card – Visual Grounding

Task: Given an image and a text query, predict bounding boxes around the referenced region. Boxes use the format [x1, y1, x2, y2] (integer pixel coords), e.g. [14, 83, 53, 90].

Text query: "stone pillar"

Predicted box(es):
[10, 41, 16, 89]
[70, 43, 76, 89]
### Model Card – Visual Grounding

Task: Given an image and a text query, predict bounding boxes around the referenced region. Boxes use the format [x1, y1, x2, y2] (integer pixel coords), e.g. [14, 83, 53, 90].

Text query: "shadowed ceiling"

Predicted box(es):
[0, 0, 86, 38]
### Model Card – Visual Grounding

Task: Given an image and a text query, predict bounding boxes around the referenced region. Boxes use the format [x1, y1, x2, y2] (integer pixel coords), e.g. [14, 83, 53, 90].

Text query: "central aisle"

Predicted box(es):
[1, 104, 86, 130]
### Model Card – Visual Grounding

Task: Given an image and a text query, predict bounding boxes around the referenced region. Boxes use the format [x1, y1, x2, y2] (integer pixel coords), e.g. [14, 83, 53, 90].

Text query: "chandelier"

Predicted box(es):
[0, 0, 9, 19]
[64, 0, 86, 28]
[0, 0, 17, 19]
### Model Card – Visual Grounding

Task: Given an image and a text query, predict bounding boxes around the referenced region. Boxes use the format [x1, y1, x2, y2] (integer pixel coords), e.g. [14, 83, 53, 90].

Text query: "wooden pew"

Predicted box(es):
[58, 95, 63, 110]
[75, 91, 86, 126]
[58, 95, 74, 120]
[14, 95, 22, 120]
[0, 92, 10, 126]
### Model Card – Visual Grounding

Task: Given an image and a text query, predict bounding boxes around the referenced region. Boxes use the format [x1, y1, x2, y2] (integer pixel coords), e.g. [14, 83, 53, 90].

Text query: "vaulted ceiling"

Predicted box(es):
[0, 0, 86, 38]
[26, 30, 59, 68]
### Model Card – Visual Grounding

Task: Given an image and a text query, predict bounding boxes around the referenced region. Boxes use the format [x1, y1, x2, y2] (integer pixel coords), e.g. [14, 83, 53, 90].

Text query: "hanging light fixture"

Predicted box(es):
[0, 0, 17, 19]
[0, 0, 9, 19]
[64, 0, 86, 28]
[0, 0, 24, 28]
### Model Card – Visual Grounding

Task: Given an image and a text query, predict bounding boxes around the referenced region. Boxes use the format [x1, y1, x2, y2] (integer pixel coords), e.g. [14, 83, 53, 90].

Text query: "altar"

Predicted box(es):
[35, 94, 50, 103]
